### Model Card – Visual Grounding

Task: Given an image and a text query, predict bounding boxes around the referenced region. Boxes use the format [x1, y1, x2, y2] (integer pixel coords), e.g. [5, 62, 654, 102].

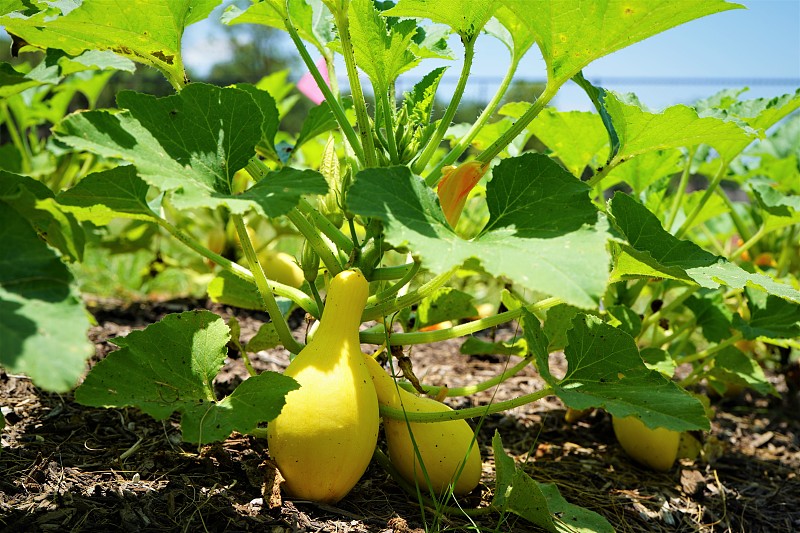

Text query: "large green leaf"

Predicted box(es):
[0, 201, 93, 392]
[526, 310, 709, 431]
[383, 0, 497, 41]
[485, 5, 537, 63]
[54, 83, 326, 216]
[0, 0, 218, 87]
[222, 0, 334, 56]
[749, 177, 800, 232]
[609, 192, 800, 303]
[732, 288, 800, 340]
[0, 62, 44, 98]
[56, 166, 157, 225]
[349, 0, 421, 96]
[492, 431, 614, 533]
[74, 310, 299, 444]
[347, 154, 609, 308]
[500, 0, 742, 86]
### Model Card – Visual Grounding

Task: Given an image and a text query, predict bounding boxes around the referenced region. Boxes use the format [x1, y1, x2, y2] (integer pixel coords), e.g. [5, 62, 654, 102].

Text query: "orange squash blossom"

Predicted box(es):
[437, 161, 488, 228]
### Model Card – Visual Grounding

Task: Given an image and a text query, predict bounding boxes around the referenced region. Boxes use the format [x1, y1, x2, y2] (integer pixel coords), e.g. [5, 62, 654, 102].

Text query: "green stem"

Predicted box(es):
[655, 319, 695, 349]
[367, 261, 421, 305]
[333, 9, 378, 168]
[372, 449, 494, 517]
[380, 387, 554, 422]
[475, 81, 559, 166]
[413, 37, 477, 174]
[730, 225, 767, 261]
[698, 223, 726, 256]
[776, 225, 798, 278]
[297, 198, 353, 254]
[675, 333, 742, 366]
[424, 56, 520, 186]
[714, 186, 753, 244]
[675, 162, 727, 239]
[308, 280, 325, 315]
[665, 147, 697, 232]
[401, 356, 533, 397]
[361, 297, 562, 345]
[156, 217, 319, 315]
[370, 262, 417, 281]
[286, 208, 343, 275]
[379, 89, 400, 164]
[283, 5, 367, 166]
[361, 266, 459, 322]
[232, 215, 304, 354]
[1, 102, 30, 171]
[585, 163, 616, 189]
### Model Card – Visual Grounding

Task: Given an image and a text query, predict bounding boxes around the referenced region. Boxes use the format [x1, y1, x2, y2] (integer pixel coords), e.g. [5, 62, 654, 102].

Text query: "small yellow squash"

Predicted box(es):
[257, 249, 305, 289]
[364, 355, 481, 495]
[267, 269, 378, 503]
[612, 415, 680, 471]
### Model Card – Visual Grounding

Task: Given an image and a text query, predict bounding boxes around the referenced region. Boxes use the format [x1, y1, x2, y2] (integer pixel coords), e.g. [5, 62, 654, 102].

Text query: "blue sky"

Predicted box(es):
[184, 0, 800, 111]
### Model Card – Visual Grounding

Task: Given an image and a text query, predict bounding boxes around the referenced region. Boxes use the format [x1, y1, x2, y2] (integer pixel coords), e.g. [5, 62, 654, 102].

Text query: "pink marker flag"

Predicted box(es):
[297, 57, 330, 105]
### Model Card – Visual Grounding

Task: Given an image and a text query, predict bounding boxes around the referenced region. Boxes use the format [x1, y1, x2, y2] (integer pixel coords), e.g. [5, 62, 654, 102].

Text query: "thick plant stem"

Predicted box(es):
[676, 162, 727, 239]
[361, 297, 562, 345]
[286, 209, 343, 275]
[424, 56, 520, 186]
[367, 261, 421, 304]
[413, 38, 477, 174]
[475, 82, 559, 166]
[665, 147, 697, 232]
[380, 387, 555, 422]
[334, 9, 378, 168]
[379, 89, 400, 164]
[232, 215, 304, 354]
[283, 6, 366, 166]
[370, 263, 417, 281]
[362, 266, 460, 322]
[730, 225, 767, 261]
[296, 199, 353, 254]
[676, 333, 742, 367]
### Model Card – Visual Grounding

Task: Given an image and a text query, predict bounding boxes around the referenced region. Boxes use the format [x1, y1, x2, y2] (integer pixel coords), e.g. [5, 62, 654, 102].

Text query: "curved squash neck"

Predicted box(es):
[312, 270, 368, 345]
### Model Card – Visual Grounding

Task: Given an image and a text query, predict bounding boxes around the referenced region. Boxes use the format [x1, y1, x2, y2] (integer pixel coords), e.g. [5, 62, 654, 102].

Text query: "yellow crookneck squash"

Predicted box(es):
[267, 269, 378, 503]
[363, 355, 481, 496]
[612, 415, 681, 471]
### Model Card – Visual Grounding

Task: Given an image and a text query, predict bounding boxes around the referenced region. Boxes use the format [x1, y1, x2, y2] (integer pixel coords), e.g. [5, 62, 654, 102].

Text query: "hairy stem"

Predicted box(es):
[286, 209, 343, 275]
[665, 147, 697, 232]
[424, 56, 520, 186]
[296, 198, 354, 254]
[362, 266, 459, 322]
[400, 355, 533, 397]
[413, 38, 476, 174]
[233, 215, 304, 354]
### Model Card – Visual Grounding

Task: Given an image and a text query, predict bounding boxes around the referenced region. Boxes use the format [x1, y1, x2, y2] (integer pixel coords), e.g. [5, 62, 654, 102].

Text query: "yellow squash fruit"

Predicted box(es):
[364, 355, 481, 496]
[612, 415, 680, 471]
[267, 269, 379, 503]
[257, 249, 304, 289]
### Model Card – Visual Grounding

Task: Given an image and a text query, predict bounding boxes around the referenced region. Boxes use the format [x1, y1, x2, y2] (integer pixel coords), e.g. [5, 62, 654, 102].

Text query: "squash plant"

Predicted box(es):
[2, 0, 799, 529]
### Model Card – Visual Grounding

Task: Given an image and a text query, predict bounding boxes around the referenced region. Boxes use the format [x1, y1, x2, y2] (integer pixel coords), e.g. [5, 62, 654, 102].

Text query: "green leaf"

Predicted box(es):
[750, 177, 800, 232]
[207, 271, 263, 311]
[708, 346, 776, 397]
[223, 0, 334, 56]
[486, 5, 536, 62]
[605, 149, 683, 195]
[235, 83, 281, 158]
[0, 62, 44, 98]
[0, 201, 93, 392]
[403, 67, 447, 125]
[415, 287, 477, 328]
[383, 0, 497, 41]
[349, 0, 421, 96]
[74, 310, 299, 444]
[608, 192, 800, 303]
[532, 311, 709, 431]
[685, 291, 732, 344]
[295, 101, 339, 149]
[603, 91, 755, 166]
[606, 304, 642, 338]
[733, 288, 800, 340]
[0, 171, 85, 261]
[500, 0, 742, 86]
[347, 155, 609, 308]
[542, 303, 582, 352]
[492, 431, 614, 533]
[56, 166, 156, 225]
[0, 0, 218, 87]
[509, 106, 608, 178]
[246, 323, 282, 352]
[54, 83, 324, 216]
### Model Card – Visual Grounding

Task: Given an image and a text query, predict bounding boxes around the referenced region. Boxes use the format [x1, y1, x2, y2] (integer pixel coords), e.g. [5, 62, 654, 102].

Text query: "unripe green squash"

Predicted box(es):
[267, 269, 379, 503]
[364, 355, 481, 495]
[612, 415, 680, 471]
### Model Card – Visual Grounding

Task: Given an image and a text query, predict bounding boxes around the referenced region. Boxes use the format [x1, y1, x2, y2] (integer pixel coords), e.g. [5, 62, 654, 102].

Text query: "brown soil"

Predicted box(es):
[1, 298, 798, 532]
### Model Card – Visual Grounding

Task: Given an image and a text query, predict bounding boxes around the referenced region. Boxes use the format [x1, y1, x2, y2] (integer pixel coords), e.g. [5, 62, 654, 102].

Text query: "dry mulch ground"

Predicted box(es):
[1, 298, 798, 532]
